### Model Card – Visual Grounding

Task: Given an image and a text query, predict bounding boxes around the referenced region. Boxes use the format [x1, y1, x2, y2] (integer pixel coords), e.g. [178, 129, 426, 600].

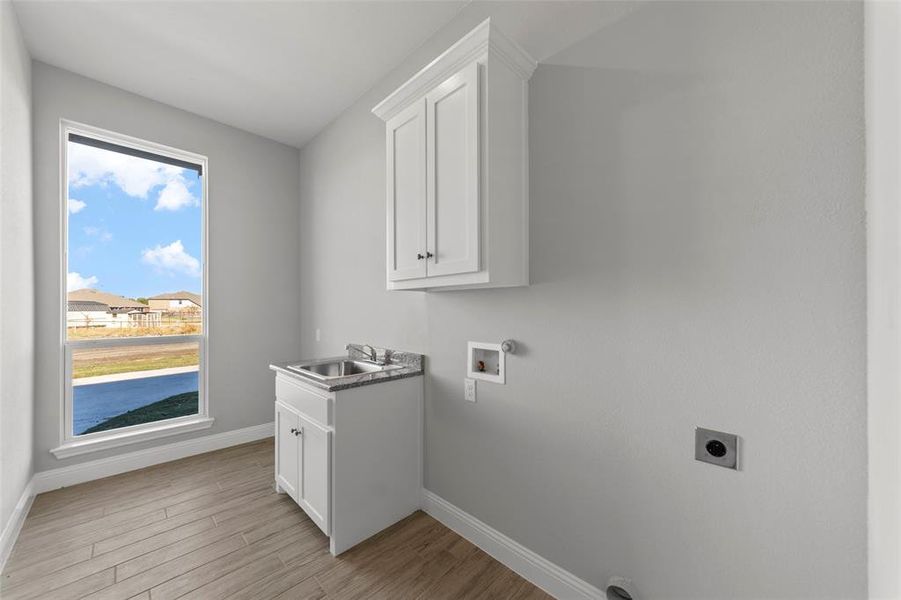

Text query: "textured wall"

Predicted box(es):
[0, 0, 34, 534]
[31, 64, 301, 472]
[297, 101, 428, 359]
[426, 3, 866, 598]
[300, 2, 866, 598]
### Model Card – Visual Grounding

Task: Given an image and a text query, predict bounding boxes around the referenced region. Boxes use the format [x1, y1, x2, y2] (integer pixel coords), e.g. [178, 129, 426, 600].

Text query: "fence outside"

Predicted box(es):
[67, 313, 202, 339]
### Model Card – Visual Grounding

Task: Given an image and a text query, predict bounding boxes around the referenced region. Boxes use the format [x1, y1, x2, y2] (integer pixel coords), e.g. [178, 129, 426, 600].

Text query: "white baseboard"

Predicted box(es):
[421, 489, 603, 600]
[33, 422, 274, 494]
[0, 479, 35, 573]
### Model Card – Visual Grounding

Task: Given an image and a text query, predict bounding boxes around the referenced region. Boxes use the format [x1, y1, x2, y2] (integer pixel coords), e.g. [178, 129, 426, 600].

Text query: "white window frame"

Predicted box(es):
[52, 121, 212, 459]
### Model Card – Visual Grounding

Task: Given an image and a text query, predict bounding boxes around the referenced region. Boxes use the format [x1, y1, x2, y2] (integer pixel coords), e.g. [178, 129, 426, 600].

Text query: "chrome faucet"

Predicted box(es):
[346, 343, 378, 363]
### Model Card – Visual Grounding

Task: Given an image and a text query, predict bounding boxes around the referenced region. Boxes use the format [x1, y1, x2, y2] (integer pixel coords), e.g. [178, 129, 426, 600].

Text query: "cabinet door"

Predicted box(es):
[298, 414, 331, 535]
[275, 402, 299, 501]
[426, 61, 480, 277]
[386, 100, 428, 281]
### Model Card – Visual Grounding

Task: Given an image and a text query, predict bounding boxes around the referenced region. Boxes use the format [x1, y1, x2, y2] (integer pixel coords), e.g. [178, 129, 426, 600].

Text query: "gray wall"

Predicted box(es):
[32, 63, 301, 472]
[297, 105, 427, 356]
[0, 0, 34, 533]
[298, 2, 866, 598]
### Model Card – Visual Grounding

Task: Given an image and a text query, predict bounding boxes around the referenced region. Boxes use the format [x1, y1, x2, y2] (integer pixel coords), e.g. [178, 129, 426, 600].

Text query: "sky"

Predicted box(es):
[66, 141, 203, 300]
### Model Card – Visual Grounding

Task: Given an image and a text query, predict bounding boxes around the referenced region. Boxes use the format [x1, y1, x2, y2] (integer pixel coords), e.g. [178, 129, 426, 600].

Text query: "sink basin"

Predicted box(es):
[286, 359, 402, 381]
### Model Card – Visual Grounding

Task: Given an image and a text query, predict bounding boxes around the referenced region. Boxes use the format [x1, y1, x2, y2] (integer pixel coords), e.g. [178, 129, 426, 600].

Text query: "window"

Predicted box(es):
[55, 122, 210, 458]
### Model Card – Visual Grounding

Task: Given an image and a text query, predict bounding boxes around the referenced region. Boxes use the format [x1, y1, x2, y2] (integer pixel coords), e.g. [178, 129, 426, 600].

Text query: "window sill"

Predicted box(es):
[51, 416, 215, 459]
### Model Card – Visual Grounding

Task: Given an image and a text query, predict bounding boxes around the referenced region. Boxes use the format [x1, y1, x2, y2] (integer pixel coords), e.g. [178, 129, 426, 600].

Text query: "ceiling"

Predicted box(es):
[13, 1, 638, 148]
[13, 0, 467, 147]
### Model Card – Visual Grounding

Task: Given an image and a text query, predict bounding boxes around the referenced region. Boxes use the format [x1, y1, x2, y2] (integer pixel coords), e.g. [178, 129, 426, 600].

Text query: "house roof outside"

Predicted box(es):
[66, 300, 109, 312]
[149, 291, 202, 307]
[67, 288, 146, 309]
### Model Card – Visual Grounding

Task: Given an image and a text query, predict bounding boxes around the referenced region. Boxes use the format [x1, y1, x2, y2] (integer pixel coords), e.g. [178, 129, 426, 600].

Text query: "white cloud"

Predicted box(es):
[83, 226, 112, 242]
[155, 179, 197, 211]
[67, 272, 99, 291]
[68, 198, 86, 214]
[68, 142, 199, 210]
[141, 240, 200, 277]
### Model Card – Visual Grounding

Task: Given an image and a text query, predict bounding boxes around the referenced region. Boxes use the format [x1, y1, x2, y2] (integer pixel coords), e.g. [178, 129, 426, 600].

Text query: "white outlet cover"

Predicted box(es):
[464, 378, 476, 402]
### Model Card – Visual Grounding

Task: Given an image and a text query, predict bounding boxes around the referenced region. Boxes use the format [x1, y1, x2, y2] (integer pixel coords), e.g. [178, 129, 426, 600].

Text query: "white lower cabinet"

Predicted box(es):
[273, 372, 422, 555]
[274, 401, 301, 501]
[275, 401, 331, 535]
[296, 413, 330, 534]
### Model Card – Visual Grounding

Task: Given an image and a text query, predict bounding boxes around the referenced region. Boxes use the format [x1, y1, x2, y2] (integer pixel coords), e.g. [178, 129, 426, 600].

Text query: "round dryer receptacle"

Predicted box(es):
[606, 576, 639, 600]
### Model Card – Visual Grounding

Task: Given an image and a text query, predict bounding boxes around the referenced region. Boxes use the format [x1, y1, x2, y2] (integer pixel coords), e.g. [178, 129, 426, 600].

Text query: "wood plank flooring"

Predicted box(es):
[1, 439, 551, 600]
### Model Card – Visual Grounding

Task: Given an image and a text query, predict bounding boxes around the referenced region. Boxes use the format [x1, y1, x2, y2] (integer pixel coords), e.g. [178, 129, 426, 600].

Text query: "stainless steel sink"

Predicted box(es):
[286, 359, 402, 381]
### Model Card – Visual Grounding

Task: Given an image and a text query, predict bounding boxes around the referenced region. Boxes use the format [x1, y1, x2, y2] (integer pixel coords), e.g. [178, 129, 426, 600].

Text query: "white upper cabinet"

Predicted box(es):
[386, 101, 427, 281]
[373, 19, 536, 291]
[426, 61, 480, 278]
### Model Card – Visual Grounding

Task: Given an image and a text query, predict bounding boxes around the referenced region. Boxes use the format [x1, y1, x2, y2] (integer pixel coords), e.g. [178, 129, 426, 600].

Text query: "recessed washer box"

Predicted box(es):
[467, 342, 505, 384]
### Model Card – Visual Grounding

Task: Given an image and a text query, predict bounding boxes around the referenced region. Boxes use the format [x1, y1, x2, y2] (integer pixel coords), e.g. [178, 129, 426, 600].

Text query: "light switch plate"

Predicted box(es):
[464, 378, 476, 402]
[695, 427, 739, 469]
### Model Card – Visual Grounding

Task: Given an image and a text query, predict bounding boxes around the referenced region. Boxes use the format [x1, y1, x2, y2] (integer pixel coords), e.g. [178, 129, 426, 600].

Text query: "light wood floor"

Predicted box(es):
[1, 439, 551, 600]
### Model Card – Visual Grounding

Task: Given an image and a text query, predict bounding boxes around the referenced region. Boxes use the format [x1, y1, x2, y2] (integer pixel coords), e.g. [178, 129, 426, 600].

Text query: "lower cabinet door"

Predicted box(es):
[298, 414, 331, 535]
[275, 402, 300, 501]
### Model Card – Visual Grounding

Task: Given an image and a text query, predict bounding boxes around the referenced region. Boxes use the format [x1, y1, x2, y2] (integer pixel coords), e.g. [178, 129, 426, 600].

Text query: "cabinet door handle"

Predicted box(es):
[289, 427, 297, 434]
[426, 251, 434, 259]
[417, 253, 425, 260]
[295, 427, 303, 437]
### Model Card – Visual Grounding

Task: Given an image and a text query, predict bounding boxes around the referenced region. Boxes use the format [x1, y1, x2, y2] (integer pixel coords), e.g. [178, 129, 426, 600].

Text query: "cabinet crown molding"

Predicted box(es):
[371, 18, 537, 122]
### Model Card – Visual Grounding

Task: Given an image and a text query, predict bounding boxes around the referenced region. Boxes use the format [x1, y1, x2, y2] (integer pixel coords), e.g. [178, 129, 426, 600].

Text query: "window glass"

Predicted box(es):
[66, 139, 203, 340]
[71, 341, 200, 436]
[65, 132, 205, 439]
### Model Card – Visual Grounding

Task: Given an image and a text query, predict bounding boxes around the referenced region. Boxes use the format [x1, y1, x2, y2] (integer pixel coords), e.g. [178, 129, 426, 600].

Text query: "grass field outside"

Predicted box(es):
[81, 391, 199, 434]
[67, 321, 201, 340]
[72, 342, 199, 379]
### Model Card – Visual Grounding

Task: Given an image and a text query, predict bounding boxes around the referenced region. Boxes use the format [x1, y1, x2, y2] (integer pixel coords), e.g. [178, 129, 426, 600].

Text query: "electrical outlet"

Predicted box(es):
[464, 378, 476, 402]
